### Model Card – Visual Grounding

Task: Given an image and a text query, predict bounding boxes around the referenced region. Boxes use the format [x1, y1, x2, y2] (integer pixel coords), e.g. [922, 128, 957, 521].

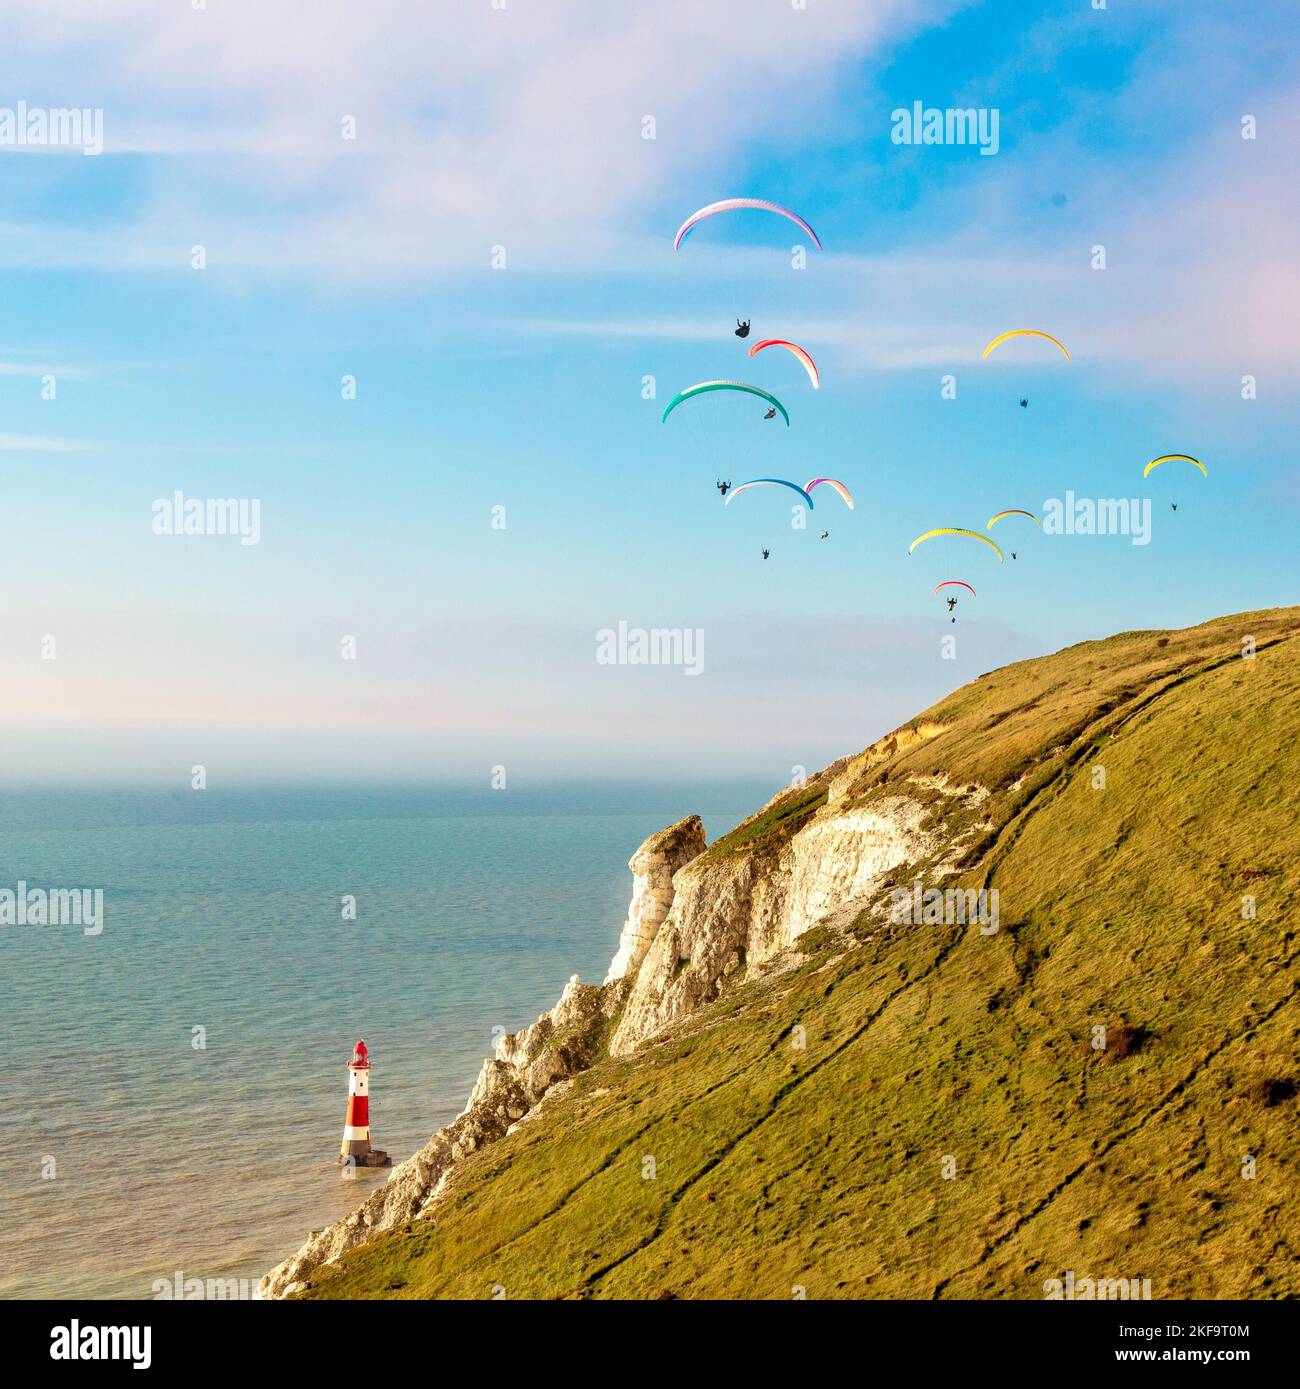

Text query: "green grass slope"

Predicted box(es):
[304, 608, 1300, 1299]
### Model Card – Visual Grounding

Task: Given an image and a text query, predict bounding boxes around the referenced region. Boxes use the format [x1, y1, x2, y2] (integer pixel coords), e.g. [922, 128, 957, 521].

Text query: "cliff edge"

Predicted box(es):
[265, 608, 1300, 1299]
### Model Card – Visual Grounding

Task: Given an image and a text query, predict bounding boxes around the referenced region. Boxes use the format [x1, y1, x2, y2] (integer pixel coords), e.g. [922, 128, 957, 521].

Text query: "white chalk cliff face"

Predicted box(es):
[604, 816, 706, 982]
[606, 791, 939, 1055]
[262, 783, 940, 1297]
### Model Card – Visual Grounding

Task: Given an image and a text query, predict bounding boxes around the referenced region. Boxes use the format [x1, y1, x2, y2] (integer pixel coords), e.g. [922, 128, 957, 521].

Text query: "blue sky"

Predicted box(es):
[0, 0, 1296, 786]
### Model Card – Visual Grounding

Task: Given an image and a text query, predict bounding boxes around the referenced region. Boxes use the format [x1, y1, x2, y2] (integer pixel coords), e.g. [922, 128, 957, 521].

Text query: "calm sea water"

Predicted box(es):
[0, 782, 767, 1299]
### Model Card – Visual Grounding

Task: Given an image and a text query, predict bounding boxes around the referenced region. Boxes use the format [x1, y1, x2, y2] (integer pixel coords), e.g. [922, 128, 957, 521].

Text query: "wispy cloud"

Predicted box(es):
[0, 0, 938, 275]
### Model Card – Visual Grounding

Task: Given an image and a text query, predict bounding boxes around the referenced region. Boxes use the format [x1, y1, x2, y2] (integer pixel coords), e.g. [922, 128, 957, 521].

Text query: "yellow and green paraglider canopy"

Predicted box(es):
[909, 527, 1004, 562]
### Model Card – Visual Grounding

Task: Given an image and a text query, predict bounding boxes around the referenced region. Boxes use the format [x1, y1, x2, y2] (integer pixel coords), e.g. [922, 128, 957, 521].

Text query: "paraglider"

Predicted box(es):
[662, 380, 790, 427]
[748, 339, 820, 390]
[909, 528, 1004, 562]
[1020, 397, 1029, 408]
[735, 319, 751, 339]
[987, 509, 1040, 530]
[761, 548, 770, 560]
[726, 478, 814, 508]
[805, 478, 853, 509]
[763, 407, 777, 420]
[1143, 454, 1205, 478]
[982, 329, 1071, 363]
[820, 531, 829, 540]
[674, 199, 823, 252]
[933, 582, 975, 623]
[716, 479, 731, 498]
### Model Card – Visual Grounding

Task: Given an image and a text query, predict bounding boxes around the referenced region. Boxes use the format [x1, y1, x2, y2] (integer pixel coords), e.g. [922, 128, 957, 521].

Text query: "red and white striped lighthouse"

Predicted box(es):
[339, 1039, 390, 1168]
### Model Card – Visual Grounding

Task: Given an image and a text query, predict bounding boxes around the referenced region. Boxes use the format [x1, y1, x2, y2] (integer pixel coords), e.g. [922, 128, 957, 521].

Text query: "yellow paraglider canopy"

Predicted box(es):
[1143, 454, 1206, 478]
[987, 509, 1041, 530]
[908, 528, 1004, 562]
[982, 329, 1071, 363]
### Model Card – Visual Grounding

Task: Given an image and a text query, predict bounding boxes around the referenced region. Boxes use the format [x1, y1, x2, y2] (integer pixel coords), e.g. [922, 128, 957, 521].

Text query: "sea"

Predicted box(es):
[0, 782, 768, 1299]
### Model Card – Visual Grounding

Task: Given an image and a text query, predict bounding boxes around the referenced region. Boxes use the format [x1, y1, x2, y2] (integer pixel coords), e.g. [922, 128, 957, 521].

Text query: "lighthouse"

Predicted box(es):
[339, 1039, 390, 1168]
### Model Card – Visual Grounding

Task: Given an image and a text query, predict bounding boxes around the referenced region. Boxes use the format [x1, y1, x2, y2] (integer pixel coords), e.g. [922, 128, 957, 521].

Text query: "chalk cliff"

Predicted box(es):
[262, 777, 942, 1296]
[264, 609, 1300, 1300]
[604, 815, 706, 983]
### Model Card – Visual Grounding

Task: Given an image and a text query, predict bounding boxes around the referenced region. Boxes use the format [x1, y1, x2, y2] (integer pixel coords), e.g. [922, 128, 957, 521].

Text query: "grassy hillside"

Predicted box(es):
[303, 609, 1300, 1299]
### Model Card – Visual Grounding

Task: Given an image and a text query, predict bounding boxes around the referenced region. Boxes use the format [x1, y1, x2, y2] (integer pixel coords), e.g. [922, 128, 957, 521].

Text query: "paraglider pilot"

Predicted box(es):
[716, 478, 731, 498]
[763, 407, 777, 420]
[735, 319, 751, 339]
[761, 548, 770, 560]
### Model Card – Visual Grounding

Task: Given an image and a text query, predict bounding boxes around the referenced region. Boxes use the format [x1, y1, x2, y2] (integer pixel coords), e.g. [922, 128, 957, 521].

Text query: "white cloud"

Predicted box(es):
[0, 0, 941, 274]
[3, 2, 1294, 384]
[701, 96, 1300, 380]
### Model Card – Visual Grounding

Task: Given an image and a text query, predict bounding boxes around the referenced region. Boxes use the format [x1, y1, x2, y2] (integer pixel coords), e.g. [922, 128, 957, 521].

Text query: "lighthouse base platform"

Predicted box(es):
[340, 1150, 391, 1168]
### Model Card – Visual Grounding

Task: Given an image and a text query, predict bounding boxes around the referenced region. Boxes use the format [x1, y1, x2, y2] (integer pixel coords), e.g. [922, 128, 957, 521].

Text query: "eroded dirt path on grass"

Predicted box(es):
[929, 633, 1300, 1295]
[975, 633, 1296, 898]
[430, 1016, 797, 1287]
[582, 930, 967, 1293]
[586, 633, 1300, 1298]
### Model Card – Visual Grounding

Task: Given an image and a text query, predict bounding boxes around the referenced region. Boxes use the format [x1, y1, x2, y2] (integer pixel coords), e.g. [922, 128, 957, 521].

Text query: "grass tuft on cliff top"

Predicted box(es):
[302, 607, 1300, 1300]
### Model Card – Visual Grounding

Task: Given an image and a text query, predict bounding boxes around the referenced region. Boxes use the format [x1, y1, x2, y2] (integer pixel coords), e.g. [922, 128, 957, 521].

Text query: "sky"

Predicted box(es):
[0, 0, 1296, 788]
